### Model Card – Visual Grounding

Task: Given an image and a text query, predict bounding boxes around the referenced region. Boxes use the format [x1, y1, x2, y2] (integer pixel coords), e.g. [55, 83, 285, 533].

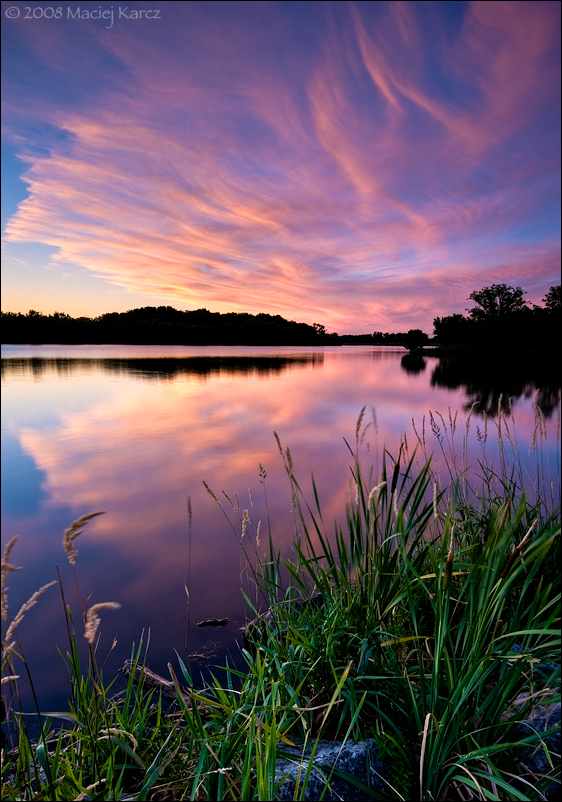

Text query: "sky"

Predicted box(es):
[1, 1, 560, 334]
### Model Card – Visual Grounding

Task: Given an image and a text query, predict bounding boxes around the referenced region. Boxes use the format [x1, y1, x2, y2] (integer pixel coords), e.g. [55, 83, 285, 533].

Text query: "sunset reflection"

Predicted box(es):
[1, 347, 559, 717]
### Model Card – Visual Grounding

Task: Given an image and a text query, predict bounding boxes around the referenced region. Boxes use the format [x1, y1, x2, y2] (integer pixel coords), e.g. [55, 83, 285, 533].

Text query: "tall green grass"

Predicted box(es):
[235, 406, 560, 800]
[1, 404, 560, 800]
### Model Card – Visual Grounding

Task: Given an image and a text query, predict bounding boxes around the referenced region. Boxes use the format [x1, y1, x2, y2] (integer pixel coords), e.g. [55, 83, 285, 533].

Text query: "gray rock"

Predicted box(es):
[273, 703, 561, 802]
[511, 644, 560, 674]
[275, 738, 391, 801]
[515, 702, 560, 801]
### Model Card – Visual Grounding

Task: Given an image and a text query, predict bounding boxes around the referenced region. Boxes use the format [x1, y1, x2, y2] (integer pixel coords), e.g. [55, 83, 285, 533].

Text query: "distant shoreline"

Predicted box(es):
[1, 342, 557, 356]
[0, 307, 420, 348]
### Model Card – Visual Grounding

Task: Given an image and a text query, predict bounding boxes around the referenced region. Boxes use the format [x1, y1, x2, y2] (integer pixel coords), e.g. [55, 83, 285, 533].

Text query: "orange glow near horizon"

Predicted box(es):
[2, 1, 560, 331]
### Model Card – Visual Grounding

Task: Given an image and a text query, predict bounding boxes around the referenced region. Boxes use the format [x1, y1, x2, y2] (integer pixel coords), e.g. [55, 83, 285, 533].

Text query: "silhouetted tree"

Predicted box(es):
[466, 284, 528, 320]
[433, 313, 472, 345]
[1, 307, 337, 345]
[543, 284, 561, 312]
[403, 329, 429, 351]
[433, 283, 560, 351]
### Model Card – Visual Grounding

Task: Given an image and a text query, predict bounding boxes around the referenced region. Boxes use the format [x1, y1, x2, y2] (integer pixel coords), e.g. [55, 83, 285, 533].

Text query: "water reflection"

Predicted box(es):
[0, 354, 323, 381]
[429, 354, 561, 417]
[1, 345, 559, 735]
[400, 353, 427, 374]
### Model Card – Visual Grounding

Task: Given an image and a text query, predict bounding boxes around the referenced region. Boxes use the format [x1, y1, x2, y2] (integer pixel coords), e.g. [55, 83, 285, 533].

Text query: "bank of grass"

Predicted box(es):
[1, 405, 560, 800]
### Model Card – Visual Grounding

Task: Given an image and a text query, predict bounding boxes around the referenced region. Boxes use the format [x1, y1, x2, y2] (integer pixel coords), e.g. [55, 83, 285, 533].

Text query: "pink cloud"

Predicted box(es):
[2, 1, 559, 331]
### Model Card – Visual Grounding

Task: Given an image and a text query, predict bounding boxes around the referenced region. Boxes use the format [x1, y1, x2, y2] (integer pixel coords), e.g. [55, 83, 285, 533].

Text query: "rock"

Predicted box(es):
[511, 643, 560, 674]
[273, 703, 561, 801]
[275, 738, 391, 801]
[188, 642, 220, 661]
[515, 702, 560, 801]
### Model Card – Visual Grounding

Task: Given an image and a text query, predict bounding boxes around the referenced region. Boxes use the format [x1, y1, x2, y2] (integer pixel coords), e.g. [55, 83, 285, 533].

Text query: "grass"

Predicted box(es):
[1, 403, 560, 800]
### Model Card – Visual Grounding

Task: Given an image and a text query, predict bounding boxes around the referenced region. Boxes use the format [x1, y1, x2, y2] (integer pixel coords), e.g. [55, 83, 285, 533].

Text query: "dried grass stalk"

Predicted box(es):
[3, 581, 56, 656]
[99, 728, 138, 751]
[1, 536, 22, 622]
[62, 511, 105, 567]
[84, 602, 121, 644]
[390, 442, 405, 495]
[500, 517, 539, 579]
[442, 540, 454, 592]
[367, 481, 386, 504]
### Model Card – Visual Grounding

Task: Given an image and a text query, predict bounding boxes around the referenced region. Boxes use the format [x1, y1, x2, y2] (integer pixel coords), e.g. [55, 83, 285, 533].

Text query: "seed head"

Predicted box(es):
[85, 602, 121, 644]
[4, 581, 56, 655]
[63, 512, 105, 567]
[1, 536, 22, 622]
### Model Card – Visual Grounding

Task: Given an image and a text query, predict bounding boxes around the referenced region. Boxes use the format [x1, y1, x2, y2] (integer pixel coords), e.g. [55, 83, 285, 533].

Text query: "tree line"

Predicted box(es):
[1, 284, 559, 348]
[0, 307, 340, 346]
[433, 284, 560, 352]
[0, 306, 431, 348]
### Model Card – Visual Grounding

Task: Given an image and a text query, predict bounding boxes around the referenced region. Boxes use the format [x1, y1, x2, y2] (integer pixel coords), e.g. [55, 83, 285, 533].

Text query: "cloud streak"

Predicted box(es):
[2, 1, 560, 331]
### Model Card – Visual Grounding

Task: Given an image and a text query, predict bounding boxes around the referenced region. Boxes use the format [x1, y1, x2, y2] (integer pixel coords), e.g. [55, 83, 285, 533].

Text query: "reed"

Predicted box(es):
[1, 404, 560, 800]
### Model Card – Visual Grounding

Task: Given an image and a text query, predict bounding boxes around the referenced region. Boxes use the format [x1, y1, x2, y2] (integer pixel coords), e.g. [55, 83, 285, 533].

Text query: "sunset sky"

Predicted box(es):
[1, 1, 560, 333]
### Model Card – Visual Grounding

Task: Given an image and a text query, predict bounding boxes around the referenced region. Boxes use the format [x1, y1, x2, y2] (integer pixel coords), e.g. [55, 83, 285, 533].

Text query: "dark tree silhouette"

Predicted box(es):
[403, 329, 429, 351]
[0, 307, 338, 346]
[543, 284, 561, 312]
[466, 284, 528, 320]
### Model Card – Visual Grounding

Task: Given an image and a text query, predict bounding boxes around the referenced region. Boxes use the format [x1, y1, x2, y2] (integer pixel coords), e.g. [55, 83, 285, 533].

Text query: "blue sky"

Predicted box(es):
[2, 0, 560, 332]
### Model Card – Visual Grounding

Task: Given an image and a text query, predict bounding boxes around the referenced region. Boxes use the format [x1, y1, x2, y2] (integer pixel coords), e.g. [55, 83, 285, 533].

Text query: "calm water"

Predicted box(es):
[1, 344, 559, 735]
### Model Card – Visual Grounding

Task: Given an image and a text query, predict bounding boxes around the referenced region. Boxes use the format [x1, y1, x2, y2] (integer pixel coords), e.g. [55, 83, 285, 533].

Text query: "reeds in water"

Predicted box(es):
[1, 403, 560, 800]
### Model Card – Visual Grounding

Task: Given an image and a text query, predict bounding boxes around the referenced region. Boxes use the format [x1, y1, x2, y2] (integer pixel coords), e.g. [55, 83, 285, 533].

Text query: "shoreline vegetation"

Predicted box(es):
[1, 404, 560, 800]
[2, 283, 559, 353]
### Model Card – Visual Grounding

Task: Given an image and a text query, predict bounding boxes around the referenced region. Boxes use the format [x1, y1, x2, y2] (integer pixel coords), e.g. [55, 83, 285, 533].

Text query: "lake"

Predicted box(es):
[1, 343, 560, 735]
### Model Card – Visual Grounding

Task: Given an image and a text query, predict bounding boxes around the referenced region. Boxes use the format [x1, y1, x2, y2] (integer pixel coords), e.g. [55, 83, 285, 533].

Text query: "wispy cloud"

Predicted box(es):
[2, 1, 559, 330]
